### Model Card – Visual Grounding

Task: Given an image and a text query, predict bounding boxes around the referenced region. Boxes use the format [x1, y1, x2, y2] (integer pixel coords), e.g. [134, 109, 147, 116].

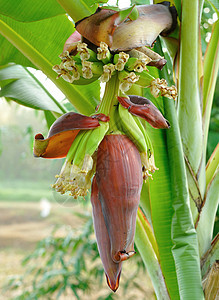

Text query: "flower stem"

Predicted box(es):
[98, 74, 121, 133]
[98, 74, 119, 115]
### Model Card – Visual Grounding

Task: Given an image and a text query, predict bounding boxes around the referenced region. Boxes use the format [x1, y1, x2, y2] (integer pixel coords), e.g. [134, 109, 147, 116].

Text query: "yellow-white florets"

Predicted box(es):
[77, 42, 90, 61]
[97, 42, 109, 60]
[119, 72, 140, 92]
[100, 64, 116, 83]
[52, 155, 94, 199]
[115, 52, 129, 71]
[150, 78, 177, 100]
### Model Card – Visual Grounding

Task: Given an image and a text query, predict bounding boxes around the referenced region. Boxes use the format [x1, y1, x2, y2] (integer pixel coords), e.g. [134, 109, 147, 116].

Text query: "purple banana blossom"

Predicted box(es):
[91, 176, 122, 292]
[95, 134, 143, 263]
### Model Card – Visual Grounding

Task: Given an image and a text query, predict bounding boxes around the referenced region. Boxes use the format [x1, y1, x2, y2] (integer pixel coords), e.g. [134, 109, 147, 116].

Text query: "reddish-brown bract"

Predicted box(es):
[95, 135, 143, 263]
[91, 176, 122, 292]
[118, 95, 170, 129]
[76, 4, 176, 51]
[63, 30, 81, 52]
[33, 112, 109, 159]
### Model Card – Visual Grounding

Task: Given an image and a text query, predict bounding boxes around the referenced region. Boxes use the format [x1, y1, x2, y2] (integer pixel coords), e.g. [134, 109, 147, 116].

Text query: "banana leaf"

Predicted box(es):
[0, 13, 98, 114]
[196, 169, 219, 257]
[0, 0, 65, 22]
[0, 64, 66, 113]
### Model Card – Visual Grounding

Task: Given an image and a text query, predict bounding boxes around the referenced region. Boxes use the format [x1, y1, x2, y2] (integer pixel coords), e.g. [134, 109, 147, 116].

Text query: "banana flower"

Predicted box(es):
[33, 95, 169, 291]
[34, 1, 178, 292]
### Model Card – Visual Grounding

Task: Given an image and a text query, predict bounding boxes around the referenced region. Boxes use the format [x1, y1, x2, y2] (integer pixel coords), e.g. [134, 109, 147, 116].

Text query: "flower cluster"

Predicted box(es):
[53, 36, 177, 97]
[150, 78, 177, 100]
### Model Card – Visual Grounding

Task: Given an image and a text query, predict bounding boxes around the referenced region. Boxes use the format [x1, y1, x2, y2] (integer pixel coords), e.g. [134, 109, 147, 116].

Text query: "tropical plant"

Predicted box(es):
[0, 0, 218, 299]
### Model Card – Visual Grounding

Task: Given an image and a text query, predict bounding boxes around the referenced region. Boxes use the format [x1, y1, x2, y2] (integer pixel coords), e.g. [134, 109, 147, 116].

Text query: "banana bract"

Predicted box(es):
[76, 3, 177, 51]
[91, 176, 122, 292]
[33, 112, 108, 158]
[96, 135, 143, 263]
[118, 95, 170, 129]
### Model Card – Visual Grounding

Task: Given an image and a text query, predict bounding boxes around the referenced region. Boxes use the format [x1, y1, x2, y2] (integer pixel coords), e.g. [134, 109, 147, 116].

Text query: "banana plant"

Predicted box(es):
[0, 0, 218, 299]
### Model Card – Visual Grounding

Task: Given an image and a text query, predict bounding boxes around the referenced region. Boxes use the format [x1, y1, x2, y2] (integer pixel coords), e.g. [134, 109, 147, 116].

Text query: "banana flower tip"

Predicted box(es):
[166, 120, 171, 128]
[106, 270, 121, 292]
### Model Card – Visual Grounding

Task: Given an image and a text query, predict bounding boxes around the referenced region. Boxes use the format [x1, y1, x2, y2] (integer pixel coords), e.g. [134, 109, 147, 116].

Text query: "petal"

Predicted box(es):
[91, 176, 122, 292]
[117, 95, 170, 129]
[34, 112, 101, 159]
[96, 135, 142, 263]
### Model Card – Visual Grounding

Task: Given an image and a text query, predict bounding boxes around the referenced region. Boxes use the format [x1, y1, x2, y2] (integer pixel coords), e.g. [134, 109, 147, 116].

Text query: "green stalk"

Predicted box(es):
[177, 0, 203, 177]
[177, 0, 205, 220]
[56, 0, 97, 23]
[0, 19, 95, 115]
[135, 211, 170, 300]
[98, 75, 119, 115]
[196, 169, 219, 257]
[140, 181, 152, 225]
[66, 131, 87, 161]
[146, 123, 180, 299]
[202, 20, 219, 155]
[137, 209, 159, 258]
[98, 74, 121, 132]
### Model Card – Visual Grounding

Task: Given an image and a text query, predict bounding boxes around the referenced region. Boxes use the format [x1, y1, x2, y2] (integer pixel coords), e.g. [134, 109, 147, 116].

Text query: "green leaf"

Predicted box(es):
[206, 0, 219, 17]
[0, 0, 65, 22]
[202, 20, 219, 152]
[0, 64, 66, 113]
[201, 234, 219, 277]
[0, 13, 73, 68]
[196, 169, 219, 257]
[146, 123, 180, 299]
[143, 38, 204, 299]
[154, 38, 204, 299]
[129, 6, 140, 21]
[206, 143, 219, 187]
[56, 0, 98, 23]
[135, 210, 170, 300]
[0, 14, 98, 114]
[131, 0, 150, 4]
[140, 64, 180, 299]
[119, 5, 139, 23]
[153, 0, 181, 18]
[164, 97, 204, 300]
[44, 111, 57, 129]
